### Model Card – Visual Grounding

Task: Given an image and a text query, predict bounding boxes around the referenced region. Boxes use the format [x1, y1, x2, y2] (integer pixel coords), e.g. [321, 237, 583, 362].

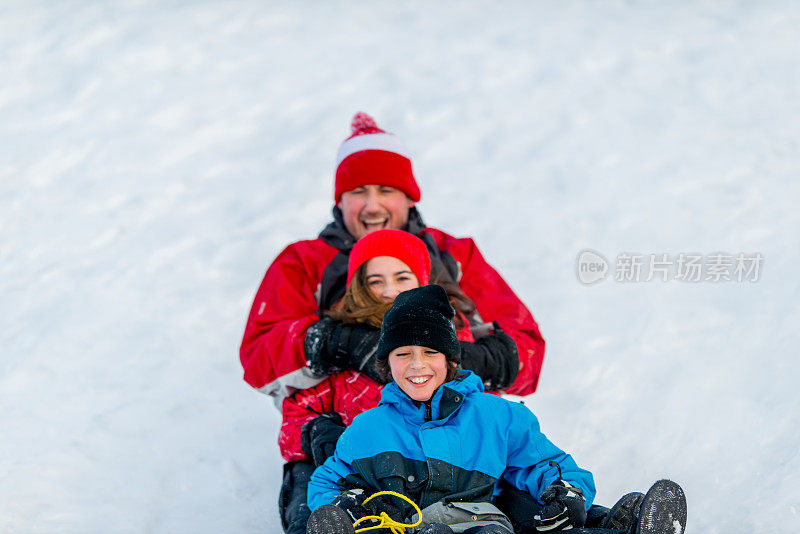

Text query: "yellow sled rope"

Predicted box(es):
[353, 490, 423, 534]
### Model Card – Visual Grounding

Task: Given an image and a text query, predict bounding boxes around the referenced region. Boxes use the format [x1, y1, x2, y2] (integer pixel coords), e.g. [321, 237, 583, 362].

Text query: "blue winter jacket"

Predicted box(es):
[307, 371, 595, 514]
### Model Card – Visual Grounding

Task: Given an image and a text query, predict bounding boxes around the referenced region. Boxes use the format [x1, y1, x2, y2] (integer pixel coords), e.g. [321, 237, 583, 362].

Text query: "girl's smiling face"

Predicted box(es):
[388, 345, 453, 402]
[364, 256, 420, 302]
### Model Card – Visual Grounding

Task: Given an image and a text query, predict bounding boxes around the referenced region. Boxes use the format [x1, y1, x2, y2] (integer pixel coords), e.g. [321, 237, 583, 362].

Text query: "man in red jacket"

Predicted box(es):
[239, 112, 546, 534]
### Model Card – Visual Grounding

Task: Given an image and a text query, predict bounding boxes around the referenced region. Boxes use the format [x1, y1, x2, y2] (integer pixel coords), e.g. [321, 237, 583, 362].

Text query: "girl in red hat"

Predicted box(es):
[279, 229, 512, 466]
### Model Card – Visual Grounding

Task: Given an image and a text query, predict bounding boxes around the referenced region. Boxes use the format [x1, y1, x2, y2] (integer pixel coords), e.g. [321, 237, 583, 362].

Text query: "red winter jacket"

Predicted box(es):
[279, 325, 475, 462]
[240, 220, 546, 406]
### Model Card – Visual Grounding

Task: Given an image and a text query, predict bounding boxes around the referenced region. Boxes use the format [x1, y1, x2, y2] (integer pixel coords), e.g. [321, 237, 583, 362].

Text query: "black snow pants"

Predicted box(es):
[281, 462, 625, 534]
[279, 460, 315, 534]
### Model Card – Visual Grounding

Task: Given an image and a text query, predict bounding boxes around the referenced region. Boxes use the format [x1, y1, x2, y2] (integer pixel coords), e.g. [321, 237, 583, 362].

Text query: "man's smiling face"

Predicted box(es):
[337, 184, 414, 240]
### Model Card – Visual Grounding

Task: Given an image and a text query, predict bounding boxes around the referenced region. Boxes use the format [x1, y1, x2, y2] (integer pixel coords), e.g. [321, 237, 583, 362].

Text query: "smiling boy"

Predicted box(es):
[306, 285, 594, 534]
[305, 285, 687, 534]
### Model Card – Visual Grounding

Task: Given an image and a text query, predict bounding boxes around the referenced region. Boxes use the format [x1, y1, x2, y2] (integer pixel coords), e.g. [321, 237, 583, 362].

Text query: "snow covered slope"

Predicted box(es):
[1, 2, 798, 532]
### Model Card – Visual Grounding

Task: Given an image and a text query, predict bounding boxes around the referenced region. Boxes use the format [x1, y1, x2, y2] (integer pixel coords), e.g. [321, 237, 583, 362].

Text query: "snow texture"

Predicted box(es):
[1, 1, 799, 533]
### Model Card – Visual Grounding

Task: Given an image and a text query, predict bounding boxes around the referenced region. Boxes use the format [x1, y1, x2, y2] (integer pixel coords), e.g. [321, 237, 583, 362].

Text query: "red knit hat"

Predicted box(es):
[334, 112, 421, 203]
[347, 229, 430, 287]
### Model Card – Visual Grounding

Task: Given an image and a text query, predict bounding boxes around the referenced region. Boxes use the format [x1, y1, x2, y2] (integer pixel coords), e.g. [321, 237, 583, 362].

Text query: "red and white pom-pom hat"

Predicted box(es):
[334, 112, 421, 203]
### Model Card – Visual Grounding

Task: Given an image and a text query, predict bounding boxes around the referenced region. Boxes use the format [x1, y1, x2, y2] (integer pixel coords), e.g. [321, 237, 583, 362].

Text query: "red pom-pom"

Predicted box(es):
[350, 112, 384, 136]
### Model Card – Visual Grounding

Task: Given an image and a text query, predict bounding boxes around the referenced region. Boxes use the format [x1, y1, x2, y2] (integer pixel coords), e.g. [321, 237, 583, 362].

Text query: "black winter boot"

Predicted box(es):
[307, 505, 356, 534]
[601, 491, 645, 531]
[585, 504, 611, 528]
[634, 480, 687, 534]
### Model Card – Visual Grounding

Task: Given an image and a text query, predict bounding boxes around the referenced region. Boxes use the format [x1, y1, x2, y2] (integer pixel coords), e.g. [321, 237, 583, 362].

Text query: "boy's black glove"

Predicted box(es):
[331, 488, 370, 522]
[300, 412, 346, 466]
[534, 479, 587, 531]
[304, 317, 383, 381]
[362, 492, 405, 522]
[331, 488, 407, 524]
[458, 324, 519, 390]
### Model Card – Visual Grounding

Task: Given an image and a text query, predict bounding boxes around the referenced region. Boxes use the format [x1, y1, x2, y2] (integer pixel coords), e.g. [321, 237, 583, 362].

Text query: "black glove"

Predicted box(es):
[300, 412, 346, 466]
[342, 322, 384, 383]
[535, 479, 587, 531]
[361, 492, 405, 522]
[459, 324, 519, 390]
[331, 487, 405, 523]
[305, 316, 383, 381]
[331, 489, 370, 522]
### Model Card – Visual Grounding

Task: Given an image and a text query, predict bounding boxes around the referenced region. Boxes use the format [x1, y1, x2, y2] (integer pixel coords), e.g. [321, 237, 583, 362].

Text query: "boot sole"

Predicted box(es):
[307, 504, 356, 534]
[636, 480, 687, 534]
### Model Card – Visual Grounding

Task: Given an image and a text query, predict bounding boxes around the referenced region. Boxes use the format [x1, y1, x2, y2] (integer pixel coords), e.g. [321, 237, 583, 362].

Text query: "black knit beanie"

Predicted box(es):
[376, 285, 461, 362]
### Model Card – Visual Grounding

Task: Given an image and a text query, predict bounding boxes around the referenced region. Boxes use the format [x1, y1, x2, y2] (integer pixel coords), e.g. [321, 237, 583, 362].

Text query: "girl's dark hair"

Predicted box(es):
[327, 265, 391, 328]
[430, 276, 476, 329]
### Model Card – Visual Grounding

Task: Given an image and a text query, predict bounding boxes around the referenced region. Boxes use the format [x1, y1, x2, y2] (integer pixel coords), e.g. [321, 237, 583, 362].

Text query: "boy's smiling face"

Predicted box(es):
[388, 345, 452, 402]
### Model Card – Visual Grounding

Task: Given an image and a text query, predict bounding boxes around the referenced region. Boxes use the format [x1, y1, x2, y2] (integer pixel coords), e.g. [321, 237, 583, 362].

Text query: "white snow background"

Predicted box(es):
[2, 1, 798, 533]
